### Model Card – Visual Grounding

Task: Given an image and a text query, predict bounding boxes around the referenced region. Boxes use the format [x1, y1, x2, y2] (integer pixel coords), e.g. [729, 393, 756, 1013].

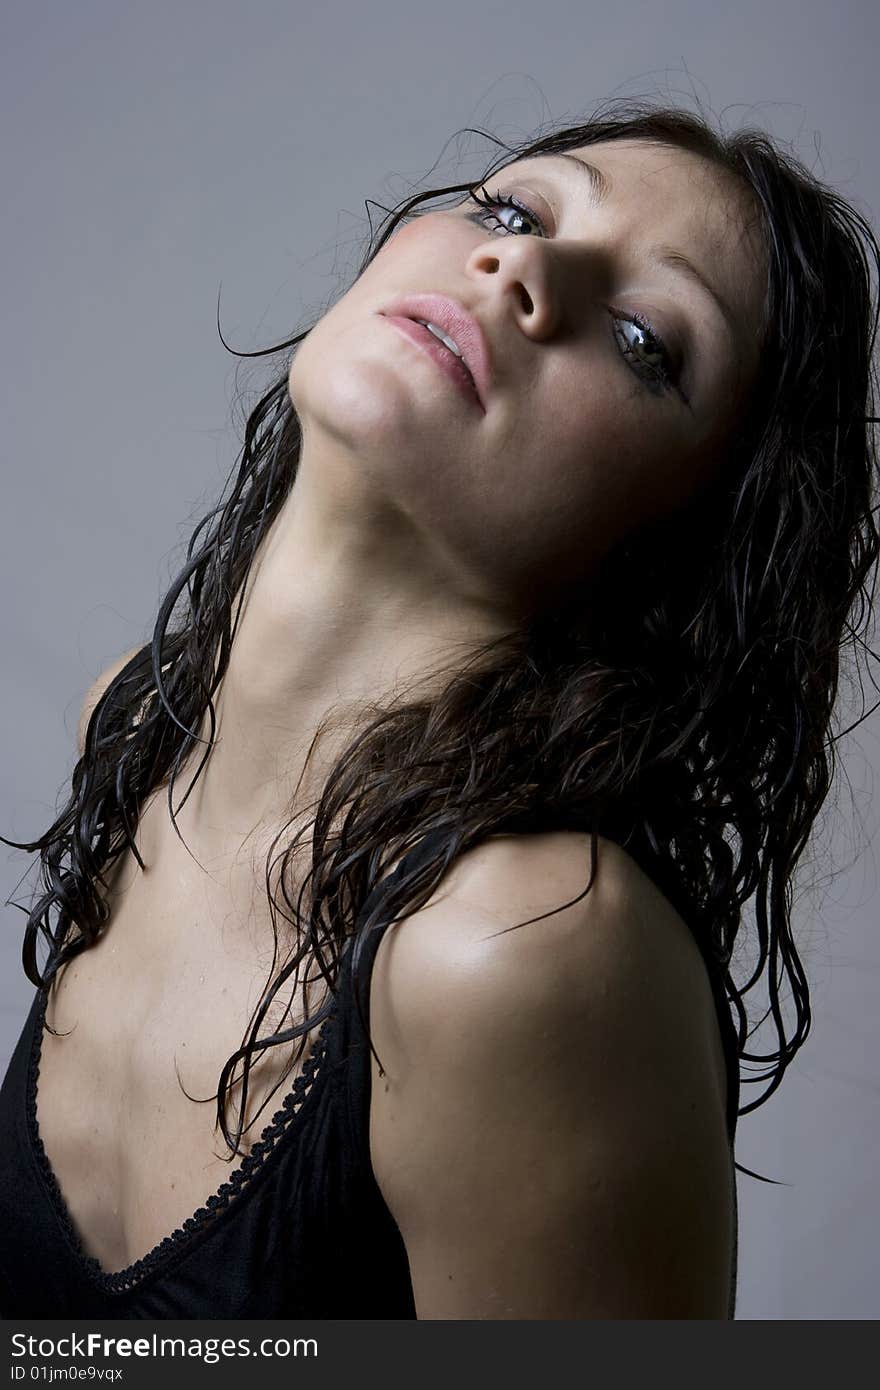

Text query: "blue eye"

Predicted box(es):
[467, 186, 547, 237]
[465, 187, 687, 402]
[610, 312, 680, 397]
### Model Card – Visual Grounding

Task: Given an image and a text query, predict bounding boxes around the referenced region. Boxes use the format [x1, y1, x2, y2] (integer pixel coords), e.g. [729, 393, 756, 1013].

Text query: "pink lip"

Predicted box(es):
[381, 315, 483, 410]
[377, 293, 491, 412]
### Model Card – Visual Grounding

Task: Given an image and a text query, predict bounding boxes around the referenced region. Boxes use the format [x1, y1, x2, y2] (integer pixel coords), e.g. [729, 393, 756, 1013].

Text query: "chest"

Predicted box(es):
[33, 805, 322, 1278]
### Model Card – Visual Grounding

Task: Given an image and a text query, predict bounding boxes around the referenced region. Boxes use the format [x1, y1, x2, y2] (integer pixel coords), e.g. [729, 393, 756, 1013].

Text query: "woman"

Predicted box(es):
[1, 96, 877, 1320]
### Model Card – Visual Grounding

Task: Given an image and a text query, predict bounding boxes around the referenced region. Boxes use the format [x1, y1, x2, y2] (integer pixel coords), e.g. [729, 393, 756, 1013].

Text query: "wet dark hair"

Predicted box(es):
[5, 95, 878, 1190]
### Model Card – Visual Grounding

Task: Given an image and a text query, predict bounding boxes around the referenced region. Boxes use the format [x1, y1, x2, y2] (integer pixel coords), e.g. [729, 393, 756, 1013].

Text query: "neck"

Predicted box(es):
[165, 457, 515, 862]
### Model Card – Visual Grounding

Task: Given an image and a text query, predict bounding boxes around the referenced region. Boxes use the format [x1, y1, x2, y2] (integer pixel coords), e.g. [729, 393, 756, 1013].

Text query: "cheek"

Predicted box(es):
[498, 405, 703, 579]
[368, 213, 475, 278]
[598, 441, 707, 535]
[286, 221, 456, 414]
[544, 371, 711, 532]
[492, 377, 641, 530]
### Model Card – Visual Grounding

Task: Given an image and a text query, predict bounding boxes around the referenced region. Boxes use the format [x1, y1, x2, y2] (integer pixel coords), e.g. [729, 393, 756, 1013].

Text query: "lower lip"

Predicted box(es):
[381, 315, 483, 410]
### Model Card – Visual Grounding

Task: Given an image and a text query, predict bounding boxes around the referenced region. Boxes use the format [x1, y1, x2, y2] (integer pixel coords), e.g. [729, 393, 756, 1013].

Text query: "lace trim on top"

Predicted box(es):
[26, 985, 338, 1296]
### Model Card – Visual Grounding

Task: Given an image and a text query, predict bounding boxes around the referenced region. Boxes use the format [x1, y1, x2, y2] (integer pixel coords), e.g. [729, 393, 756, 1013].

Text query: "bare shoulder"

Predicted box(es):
[77, 645, 146, 754]
[370, 830, 725, 1090]
[367, 830, 734, 1319]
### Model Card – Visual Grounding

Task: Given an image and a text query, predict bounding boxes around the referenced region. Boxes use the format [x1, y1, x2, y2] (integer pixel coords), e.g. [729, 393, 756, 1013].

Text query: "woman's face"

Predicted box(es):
[288, 137, 767, 617]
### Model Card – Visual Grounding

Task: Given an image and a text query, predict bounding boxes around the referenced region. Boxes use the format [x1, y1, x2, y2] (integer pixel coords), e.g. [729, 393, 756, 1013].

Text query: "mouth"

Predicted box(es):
[378, 293, 491, 412]
[380, 314, 484, 410]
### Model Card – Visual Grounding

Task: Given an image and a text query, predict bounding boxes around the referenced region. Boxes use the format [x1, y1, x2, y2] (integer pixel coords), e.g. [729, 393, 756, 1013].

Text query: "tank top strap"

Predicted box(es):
[328, 831, 447, 1221]
[596, 816, 742, 1147]
[336, 828, 444, 1017]
[630, 840, 742, 1147]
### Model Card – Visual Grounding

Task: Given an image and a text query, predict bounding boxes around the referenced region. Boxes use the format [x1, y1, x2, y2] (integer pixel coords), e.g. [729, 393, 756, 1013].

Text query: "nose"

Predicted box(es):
[465, 233, 568, 343]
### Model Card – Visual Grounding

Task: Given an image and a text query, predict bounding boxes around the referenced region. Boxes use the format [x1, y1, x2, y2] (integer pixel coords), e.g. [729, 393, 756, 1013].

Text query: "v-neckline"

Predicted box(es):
[25, 984, 337, 1295]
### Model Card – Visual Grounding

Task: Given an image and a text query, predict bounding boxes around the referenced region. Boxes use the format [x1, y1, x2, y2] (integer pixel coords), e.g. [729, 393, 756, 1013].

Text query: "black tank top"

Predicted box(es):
[0, 828, 741, 1317]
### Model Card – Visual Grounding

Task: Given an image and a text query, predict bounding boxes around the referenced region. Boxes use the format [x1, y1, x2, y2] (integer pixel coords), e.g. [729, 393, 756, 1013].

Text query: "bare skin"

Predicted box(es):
[38, 138, 766, 1290]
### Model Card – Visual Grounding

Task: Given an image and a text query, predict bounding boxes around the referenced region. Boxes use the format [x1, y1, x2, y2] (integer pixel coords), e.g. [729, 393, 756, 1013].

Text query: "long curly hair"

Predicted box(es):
[5, 95, 879, 1188]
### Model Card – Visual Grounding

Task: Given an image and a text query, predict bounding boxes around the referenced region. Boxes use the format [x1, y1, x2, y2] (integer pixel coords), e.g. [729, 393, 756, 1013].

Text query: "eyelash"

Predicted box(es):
[465, 186, 684, 399]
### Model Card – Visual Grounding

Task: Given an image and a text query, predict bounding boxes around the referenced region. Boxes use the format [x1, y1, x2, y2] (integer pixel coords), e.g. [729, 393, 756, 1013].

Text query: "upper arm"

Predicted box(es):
[77, 645, 144, 754]
[367, 832, 734, 1320]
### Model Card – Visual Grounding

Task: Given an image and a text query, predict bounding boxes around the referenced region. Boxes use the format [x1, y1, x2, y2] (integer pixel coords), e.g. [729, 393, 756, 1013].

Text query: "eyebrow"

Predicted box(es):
[537, 151, 741, 343]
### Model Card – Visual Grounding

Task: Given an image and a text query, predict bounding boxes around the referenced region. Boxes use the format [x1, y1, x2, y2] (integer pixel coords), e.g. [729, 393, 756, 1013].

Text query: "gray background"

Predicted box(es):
[2, 0, 878, 1319]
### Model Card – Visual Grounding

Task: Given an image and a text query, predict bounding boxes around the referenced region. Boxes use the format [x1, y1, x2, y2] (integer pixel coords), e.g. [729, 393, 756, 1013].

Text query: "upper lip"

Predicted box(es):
[379, 293, 492, 411]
